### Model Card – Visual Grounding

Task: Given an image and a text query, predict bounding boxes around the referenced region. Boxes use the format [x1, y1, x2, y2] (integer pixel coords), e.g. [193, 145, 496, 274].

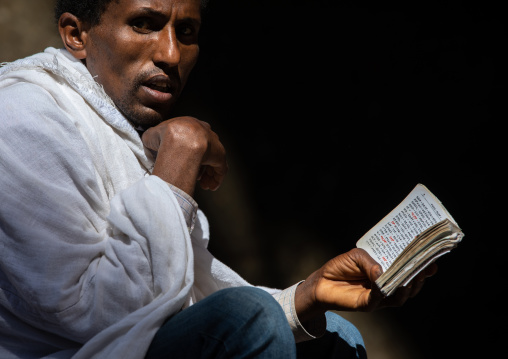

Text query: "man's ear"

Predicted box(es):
[58, 12, 90, 60]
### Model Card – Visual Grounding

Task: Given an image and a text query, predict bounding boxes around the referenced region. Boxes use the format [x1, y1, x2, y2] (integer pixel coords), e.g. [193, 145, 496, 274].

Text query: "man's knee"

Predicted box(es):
[213, 287, 288, 329]
[147, 287, 296, 358]
[210, 287, 296, 357]
[325, 311, 364, 349]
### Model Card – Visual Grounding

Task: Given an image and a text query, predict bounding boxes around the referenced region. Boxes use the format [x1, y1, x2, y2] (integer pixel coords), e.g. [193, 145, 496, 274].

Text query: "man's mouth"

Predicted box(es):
[145, 77, 172, 93]
[140, 74, 177, 104]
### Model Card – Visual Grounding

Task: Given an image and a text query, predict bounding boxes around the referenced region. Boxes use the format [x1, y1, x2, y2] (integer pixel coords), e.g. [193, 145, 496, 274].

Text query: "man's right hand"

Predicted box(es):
[141, 116, 228, 197]
[294, 248, 438, 324]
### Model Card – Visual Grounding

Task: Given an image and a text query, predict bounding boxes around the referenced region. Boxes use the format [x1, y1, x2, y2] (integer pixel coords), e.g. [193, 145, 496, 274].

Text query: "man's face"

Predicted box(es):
[84, 0, 201, 127]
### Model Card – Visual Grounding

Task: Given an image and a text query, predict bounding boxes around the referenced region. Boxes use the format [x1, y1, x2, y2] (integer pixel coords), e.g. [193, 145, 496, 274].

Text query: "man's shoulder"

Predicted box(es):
[0, 50, 90, 122]
[0, 79, 79, 138]
[0, 48, 88, 99]
[0, 81, 59, 112]
[0, 50, 64, 105]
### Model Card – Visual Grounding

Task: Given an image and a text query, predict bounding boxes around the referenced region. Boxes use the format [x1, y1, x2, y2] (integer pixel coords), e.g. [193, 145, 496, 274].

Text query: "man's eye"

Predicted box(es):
[177, 24, 198, 43]
[177, 22, 200, 37]
[178, 26, 193, 36]
[132, 18, 152, 33]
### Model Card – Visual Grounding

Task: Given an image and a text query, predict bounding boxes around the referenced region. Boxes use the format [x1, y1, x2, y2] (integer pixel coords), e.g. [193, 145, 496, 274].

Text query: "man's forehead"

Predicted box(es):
[100, 0, 202, 21]
[114, 0, 202, 8]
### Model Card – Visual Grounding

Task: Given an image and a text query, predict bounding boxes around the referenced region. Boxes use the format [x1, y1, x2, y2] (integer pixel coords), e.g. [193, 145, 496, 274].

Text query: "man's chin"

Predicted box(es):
[120, 106, 169, 130]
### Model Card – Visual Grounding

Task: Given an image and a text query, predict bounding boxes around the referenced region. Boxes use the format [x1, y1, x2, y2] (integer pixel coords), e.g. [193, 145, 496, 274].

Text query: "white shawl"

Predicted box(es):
[0, 48, 260, 359]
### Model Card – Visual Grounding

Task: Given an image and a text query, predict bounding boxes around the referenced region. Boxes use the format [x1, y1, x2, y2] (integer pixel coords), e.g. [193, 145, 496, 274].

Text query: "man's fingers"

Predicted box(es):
[381, 263, 438, 305]
[141, 127, 162, 151]
[199, 165, 227, 191]
[424, 263, 438, 278]
[408, 263, 438, 298]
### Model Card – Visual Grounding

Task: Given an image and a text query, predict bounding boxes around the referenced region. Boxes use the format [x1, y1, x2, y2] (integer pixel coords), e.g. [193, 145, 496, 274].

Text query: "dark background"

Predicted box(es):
[2, 0, 505, 358]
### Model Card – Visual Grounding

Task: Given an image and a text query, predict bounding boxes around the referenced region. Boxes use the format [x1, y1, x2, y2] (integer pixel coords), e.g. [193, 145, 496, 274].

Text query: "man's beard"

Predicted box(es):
[116, 96, 167, 130]
[115, 71, 178, 130]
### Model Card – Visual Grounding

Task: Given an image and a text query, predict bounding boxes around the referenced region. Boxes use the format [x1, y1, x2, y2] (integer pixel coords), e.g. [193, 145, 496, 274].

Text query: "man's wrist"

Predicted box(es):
[272, 281, 326, 343]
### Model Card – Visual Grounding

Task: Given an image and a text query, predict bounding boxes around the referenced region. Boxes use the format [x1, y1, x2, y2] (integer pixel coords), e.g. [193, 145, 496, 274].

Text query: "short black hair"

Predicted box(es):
[54, 0, 113, 26]
[54, 0, 210, 26]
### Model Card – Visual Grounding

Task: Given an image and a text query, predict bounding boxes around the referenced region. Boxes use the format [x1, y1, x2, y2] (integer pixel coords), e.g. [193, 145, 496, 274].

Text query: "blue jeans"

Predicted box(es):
[145, 287, 366, 359]
[297, 312, 367, 359]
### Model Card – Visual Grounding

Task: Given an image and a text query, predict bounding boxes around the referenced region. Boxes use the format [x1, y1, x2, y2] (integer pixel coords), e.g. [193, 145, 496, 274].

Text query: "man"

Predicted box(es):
[0, 0, 437, 358]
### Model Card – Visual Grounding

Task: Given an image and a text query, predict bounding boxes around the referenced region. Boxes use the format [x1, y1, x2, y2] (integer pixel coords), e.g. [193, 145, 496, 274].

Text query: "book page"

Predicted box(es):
[356, 184, 456, 271]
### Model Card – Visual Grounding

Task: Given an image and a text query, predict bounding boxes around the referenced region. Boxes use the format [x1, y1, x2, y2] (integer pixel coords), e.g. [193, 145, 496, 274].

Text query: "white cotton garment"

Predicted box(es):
[0, 47, 256, 359]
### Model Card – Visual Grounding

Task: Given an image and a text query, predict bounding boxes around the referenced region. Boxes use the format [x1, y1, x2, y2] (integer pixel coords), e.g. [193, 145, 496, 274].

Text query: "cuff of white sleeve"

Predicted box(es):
[272, 281, 327, 343]
[165, 183, 198, 233]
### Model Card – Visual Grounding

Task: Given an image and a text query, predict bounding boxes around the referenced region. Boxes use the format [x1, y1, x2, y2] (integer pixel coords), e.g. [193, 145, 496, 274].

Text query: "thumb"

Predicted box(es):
[369, 263, 383, 283]
[141, 126, 163, 152]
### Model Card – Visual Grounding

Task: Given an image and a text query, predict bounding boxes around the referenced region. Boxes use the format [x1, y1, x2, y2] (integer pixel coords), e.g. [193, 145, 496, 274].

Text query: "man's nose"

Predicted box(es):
[154, 28, 181, 67]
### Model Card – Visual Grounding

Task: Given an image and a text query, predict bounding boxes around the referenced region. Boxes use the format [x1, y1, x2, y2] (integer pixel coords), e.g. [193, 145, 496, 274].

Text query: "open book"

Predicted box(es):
[356, 184, 464, 296]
